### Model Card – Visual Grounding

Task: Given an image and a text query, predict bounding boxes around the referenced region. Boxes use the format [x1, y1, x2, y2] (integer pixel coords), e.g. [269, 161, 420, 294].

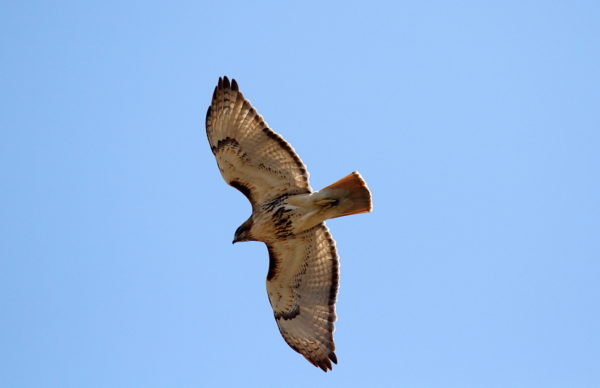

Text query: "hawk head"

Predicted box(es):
[232, 218, 254, 244]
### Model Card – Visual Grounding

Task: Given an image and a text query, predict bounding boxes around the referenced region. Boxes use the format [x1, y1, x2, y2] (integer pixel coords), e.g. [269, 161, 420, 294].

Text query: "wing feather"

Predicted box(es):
[265, 223, 339, 371]
[206, 76, 311, 206]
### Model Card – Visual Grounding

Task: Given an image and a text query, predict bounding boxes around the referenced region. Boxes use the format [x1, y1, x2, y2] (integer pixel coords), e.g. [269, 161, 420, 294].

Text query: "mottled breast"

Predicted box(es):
[252, 195, 297, 242]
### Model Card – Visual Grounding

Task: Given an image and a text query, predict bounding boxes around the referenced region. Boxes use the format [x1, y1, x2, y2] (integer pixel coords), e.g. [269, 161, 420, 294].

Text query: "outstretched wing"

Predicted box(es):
[265, 223, 339, 371]
[206, 76, 311, 207]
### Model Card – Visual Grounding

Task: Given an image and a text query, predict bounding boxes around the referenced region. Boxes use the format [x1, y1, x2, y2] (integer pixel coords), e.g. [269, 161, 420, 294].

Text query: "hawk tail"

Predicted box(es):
[318, 171, 372, 219]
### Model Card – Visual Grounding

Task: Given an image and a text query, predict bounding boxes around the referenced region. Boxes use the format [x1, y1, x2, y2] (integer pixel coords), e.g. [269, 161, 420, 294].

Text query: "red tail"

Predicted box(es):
[321, 171, 372, 218]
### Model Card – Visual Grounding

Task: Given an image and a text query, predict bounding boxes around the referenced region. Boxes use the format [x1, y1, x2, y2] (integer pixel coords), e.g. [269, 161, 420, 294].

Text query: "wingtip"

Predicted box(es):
[316, 360, 331, 372]
[329, 351, 338, 365]
[216, 76, 239, 92]
[312, 353, 337, 372]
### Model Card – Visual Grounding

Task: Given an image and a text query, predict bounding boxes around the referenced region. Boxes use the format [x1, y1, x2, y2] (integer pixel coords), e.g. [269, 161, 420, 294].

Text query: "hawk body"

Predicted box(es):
[206, 77, 372, 371]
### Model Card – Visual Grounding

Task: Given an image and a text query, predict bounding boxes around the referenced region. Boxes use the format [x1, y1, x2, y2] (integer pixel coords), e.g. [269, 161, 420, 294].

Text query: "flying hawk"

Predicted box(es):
[205, 76, 372, 371]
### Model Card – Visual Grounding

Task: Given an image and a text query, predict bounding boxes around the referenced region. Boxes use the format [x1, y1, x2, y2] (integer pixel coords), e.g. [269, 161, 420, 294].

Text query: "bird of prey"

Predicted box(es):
[205, 76, 372, 371]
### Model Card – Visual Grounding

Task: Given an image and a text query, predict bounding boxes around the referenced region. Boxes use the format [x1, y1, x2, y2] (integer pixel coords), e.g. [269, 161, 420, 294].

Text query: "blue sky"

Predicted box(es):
[1, 1, 599, 387]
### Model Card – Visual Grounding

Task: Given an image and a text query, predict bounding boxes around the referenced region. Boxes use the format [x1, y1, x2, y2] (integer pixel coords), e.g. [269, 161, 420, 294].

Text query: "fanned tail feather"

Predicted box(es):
[318, 171, 372, 219]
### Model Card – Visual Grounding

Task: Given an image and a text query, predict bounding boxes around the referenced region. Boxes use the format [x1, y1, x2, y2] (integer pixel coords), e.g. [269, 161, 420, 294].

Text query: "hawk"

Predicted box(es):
[205, 76, 372, 371]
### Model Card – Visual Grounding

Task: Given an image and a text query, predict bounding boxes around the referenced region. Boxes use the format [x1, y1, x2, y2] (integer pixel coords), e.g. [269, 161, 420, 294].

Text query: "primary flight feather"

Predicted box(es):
[205, 76, 372, 371]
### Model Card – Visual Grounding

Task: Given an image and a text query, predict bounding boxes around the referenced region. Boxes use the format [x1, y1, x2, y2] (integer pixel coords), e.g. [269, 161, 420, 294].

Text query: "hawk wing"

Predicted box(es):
[265, 223, 339, 371]
[206, 77, 311, 207]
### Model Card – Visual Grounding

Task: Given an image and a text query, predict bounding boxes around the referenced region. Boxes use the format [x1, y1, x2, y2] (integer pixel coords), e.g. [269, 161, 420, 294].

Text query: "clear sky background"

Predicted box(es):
[1, 1, 599, 387]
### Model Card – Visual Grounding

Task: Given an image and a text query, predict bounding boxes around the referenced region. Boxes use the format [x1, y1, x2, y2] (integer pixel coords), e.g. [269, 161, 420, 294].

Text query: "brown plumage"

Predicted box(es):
[205, 76, 372, 371]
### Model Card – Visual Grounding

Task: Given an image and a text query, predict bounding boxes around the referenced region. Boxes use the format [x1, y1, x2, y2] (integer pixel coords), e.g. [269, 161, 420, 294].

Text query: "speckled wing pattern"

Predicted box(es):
[266, 223, 339, 371]
[205, 77, 311, 207]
